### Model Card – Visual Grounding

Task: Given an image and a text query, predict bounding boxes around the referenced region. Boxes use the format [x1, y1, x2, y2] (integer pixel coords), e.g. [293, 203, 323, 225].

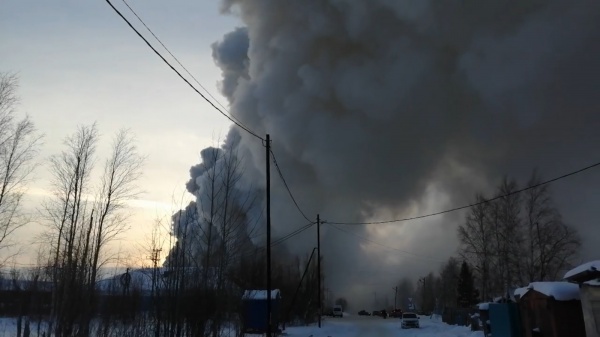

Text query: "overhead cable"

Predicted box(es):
[329, 223, 444, 262]
[105, 0, 264, 141]
[119, 0, 235, 120]
[327, 160, 600, 225]
[270, 149, 313, 223]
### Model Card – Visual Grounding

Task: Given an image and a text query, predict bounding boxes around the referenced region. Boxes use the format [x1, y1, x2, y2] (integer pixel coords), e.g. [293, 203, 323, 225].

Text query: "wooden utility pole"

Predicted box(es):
[266, 134, 272, 337]
[317, 214, 321, 328]
[393, 286, 398, 310]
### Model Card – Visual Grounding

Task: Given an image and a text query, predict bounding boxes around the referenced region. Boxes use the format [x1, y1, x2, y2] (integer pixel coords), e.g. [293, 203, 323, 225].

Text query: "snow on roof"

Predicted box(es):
[478, 302, 490, 310]
[242, 289, 281, 300]
[515, 282, 580, 301]
[514, 287, 529, 298]
[584, 279, 600, 286]
[564, 260, 600, 280]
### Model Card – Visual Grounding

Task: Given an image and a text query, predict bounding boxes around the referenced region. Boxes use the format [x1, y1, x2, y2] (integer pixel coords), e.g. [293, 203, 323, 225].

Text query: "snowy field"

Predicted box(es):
[280, 315, 482, 337]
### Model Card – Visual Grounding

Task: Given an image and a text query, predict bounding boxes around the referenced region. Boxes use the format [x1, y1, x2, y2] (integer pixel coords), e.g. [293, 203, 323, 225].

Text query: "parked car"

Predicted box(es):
[390, 309, 403, 318]
[332, 305, 343, 317]
[401, 312, 420, 329]
[373, 309, 388, 318]
[358, 310, 371, 316]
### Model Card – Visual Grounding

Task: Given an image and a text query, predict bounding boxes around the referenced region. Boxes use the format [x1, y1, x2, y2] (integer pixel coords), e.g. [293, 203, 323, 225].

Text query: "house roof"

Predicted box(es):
[242, 289, 281, 300]
[564, 260, 600, 283]
[514, 282, 580, 301]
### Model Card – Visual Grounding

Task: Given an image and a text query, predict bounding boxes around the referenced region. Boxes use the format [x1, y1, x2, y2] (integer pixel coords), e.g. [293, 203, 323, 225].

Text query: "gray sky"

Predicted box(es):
[1, 0, 238, 265]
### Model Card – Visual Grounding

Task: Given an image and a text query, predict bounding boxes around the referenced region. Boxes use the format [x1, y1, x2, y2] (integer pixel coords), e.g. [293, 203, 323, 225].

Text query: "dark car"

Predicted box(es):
[390, 309, 403, 318]
[358, 310, 371, 316]
[373, 309, 388, 318]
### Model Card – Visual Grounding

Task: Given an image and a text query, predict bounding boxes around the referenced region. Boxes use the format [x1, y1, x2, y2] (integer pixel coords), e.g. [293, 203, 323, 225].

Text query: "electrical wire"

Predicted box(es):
[328, 224, 444, 262]
[104, 0, 264, 141]
[242, 222, 315, 255]
[270, 149, 313, 223]
[327, 160, 600, 225]
[119, 0, 236, 122]
[271, 222, 315, 247]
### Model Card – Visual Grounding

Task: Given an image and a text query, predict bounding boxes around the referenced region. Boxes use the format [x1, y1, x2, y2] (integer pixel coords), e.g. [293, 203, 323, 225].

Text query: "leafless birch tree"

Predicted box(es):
[43, 124, 143, 337]
[0, 73, 42, 256]
[522, 171, 580, 282]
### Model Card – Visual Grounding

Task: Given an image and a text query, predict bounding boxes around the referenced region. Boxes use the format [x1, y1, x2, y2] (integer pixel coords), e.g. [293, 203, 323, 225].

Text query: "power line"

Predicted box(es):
[270, 149, 313, 223]
[119, 0, 236, 122]
[329, 224, 444, 262]
[242, 222, 315, 255]
[104, 0, 264, 141]
[272, 222, 315, 247]
[327, 160, 600, 225]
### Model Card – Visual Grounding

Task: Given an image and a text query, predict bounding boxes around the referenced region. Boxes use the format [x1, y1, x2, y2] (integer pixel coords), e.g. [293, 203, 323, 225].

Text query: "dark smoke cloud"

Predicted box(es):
[185, 0, 600, 308]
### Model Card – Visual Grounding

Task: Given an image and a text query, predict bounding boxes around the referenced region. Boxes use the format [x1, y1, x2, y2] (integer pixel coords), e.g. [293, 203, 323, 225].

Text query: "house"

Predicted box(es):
[514, 282, 585, 337]
[564, 260, 600, 337]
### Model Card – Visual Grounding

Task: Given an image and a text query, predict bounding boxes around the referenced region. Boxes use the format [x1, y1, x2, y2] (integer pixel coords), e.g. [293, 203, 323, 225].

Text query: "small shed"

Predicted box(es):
[241, 289, 282, 334]
[489, 302, 523, 337]
[564, 260, 600, 337]
[514, 282, 585, 337]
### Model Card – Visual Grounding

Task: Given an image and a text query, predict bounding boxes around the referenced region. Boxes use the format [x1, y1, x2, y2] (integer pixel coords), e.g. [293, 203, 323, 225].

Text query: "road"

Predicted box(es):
[282, 314, 477, 337]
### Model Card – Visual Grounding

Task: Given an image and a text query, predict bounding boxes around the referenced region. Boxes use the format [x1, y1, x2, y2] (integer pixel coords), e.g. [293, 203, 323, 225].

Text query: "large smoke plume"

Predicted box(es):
[181, 0, 600, 308]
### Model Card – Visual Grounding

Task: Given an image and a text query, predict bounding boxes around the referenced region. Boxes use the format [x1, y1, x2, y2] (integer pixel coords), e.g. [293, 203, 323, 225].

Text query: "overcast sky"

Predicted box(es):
[1, 0, 239, 265]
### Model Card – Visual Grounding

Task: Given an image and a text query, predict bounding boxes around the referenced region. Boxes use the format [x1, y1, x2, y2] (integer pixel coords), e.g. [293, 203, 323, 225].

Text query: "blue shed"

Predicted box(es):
[242, 289, 282, 334]
[489, 302, 523, 337]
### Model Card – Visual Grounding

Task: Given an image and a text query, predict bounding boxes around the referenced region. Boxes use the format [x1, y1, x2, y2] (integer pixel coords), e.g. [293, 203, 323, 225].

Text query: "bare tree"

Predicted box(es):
[43, 125, 143, 337]
[43, 124, 98, 337]
[522, 171, 580, 282]
[0, 73, 42, 256]
[458, 194, 492, 301]
[458, 171, 581, 300]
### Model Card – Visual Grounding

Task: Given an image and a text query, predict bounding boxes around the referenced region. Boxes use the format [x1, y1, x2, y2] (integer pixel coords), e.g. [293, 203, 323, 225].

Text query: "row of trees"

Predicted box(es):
[145, 143, 321, 336]
[0, 71, 323, 336]
[394, 258, 478, 314]
[0, 72, 148, 336]
[458, 173, 580, 300]
[400, 172, 581, 314]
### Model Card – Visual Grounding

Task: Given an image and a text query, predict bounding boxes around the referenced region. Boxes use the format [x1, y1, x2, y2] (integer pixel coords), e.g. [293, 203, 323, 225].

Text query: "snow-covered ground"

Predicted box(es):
[0, 315, 483, 337]
[281, 315, 482, 337]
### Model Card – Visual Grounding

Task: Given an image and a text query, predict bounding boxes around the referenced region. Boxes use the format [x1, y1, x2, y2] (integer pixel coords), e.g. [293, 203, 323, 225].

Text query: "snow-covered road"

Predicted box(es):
[282, 315, 482, 337]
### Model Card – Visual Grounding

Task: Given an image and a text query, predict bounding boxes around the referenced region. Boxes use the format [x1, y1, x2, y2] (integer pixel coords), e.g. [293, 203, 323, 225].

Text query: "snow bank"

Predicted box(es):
[564, 260, 600, 279]
[514, 282, 580, 301]
[242, 289, 281, 300]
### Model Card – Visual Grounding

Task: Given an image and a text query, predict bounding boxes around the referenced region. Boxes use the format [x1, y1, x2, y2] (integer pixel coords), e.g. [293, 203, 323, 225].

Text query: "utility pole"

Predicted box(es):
[317, 214, 321, 328]
[393, 286, 398, 310]
[266, 134, 272, 337]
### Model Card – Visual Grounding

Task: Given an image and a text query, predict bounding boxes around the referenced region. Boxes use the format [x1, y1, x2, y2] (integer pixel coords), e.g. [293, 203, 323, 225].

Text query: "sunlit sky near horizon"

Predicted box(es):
[1, 0, 240, 267]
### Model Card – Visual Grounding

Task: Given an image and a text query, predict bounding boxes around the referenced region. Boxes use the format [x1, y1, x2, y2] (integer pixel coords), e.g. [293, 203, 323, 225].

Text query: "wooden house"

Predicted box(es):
[514, 282, 585, 337]
[564, 260, 600, 337]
